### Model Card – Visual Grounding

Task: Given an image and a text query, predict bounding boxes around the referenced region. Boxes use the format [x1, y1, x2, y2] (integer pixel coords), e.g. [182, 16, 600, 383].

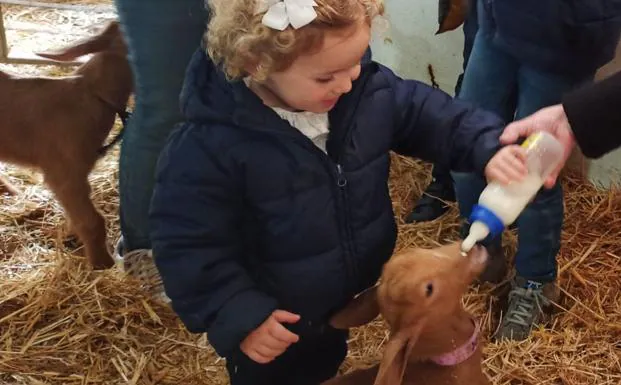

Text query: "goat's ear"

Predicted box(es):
[35, 21, 120, 61]
[329, 286, 380, 329]
[373, 320, 426, 385]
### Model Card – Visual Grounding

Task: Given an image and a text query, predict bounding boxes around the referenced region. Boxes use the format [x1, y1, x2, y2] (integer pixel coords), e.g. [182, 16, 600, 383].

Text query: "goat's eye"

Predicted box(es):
[425, 283, 434, 297]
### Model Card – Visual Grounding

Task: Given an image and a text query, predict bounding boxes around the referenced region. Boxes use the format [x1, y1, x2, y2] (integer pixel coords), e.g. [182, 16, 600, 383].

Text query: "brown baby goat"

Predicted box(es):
[322, 242, 491, 385]
[0, 21, 132, 269]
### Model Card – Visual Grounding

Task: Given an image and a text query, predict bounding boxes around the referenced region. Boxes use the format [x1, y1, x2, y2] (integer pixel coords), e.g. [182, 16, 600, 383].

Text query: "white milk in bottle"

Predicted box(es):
[461, 131, 564, 253]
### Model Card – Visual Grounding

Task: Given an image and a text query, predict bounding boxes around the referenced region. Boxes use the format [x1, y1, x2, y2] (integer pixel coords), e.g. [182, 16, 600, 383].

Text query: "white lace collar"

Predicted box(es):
[243, 78, 330, 152]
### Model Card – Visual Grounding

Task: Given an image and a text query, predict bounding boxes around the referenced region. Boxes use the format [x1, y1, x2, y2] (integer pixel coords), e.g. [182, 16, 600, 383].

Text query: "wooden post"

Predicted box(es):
[0, 5, 9, 63]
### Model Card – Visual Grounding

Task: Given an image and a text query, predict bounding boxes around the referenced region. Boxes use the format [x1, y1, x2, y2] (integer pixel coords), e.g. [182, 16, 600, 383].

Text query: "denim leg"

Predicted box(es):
[454, 0, 479, 97]
[510, 67, 593, 282]
[450, 30, 517, 245]
[454, 31, 518, 118]
[114, 0, 208, 251]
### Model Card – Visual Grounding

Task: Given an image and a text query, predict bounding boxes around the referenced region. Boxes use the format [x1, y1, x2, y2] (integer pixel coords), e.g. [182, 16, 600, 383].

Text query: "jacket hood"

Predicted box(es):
[178, 47, 374, 133]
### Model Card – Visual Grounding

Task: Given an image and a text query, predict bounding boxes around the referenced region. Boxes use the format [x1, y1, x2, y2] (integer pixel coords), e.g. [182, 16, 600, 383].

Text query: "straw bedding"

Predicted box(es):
[0, 2, 620, 384]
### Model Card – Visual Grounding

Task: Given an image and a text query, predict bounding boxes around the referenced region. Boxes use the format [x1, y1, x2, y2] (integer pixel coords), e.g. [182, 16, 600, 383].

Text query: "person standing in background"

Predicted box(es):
[451, 0, 621, 341]
[113, 0, 209, 300]
[405, 0, 478, 224]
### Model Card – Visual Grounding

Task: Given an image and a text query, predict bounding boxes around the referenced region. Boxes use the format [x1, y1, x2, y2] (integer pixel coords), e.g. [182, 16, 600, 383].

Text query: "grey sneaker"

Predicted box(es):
[495, 277, 559, 341]
[115, 238, 170, 304]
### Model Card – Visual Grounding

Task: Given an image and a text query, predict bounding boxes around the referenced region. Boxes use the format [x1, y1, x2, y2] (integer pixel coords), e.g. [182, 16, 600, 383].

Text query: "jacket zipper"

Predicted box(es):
[258, 70, 372, 294]
[273, 131, 358, 291]
[335, 162, 357, 287]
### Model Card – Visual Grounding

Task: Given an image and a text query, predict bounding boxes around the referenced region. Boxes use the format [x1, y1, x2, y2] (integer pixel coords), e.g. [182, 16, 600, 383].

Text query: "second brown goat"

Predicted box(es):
[322, 242, 491, 385]
[0, 21, 133, 269]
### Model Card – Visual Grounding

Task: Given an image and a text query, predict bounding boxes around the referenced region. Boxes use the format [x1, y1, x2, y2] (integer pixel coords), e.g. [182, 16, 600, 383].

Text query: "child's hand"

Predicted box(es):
[485, 145, 528, 184]
[240, 310, 300, 364]
[500, 105, 575, 189]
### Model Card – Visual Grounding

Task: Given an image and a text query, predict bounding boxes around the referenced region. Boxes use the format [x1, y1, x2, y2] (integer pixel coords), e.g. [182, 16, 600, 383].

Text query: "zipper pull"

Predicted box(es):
[336, 164, 347, 187]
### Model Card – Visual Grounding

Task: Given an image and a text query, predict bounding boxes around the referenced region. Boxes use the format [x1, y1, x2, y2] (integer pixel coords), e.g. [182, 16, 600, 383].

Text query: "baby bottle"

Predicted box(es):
[461, 131, 564, 253]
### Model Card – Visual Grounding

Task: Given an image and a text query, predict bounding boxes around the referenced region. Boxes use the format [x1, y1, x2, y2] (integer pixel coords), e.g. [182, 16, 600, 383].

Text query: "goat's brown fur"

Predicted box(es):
[322, 242, 491, 385]
[0, 21, 133, 269]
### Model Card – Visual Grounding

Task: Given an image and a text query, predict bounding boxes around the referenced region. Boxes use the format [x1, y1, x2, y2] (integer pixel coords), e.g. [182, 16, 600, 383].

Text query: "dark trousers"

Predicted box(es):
[225, 327, 348, 385]
[431, 0, 479, 183]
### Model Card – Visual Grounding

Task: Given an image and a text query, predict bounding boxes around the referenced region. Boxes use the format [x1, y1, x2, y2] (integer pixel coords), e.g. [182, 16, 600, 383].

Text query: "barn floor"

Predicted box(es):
[0, 1, 620, 384]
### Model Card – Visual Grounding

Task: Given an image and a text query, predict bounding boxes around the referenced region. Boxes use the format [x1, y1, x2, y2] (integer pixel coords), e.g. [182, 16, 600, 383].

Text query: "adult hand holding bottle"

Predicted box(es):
[500, 70, 621, 188]
[499, 105, 576, 189]
[463, 131, 565, 252]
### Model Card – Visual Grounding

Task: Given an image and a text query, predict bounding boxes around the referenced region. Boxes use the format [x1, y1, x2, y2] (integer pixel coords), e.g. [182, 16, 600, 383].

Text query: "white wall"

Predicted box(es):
[370, 0, 464, 95]
[370, 0, 621, 187]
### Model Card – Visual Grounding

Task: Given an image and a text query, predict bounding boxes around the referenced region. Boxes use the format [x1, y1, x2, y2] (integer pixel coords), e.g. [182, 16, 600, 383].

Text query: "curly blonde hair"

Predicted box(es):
[206, 0, 384, 81]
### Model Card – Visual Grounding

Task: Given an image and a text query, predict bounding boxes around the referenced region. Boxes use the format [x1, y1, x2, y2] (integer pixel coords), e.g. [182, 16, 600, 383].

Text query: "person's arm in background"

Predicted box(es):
[500, 71, 621, 187]
[562, 71, 621, 158]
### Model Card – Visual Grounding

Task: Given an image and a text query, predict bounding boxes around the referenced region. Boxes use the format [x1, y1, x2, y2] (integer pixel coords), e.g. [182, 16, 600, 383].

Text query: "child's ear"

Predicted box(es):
[244, 65, 257, 78]
[243, 56, 261, 79]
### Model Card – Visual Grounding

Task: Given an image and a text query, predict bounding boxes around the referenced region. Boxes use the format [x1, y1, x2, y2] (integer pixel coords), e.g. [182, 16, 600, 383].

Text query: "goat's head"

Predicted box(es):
[329, 242, 488, 385]
[35, 21, 127, 62]
[35, 21, 133, 110]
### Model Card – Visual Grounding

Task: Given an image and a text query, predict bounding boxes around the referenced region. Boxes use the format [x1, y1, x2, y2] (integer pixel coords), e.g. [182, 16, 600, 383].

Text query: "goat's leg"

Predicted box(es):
[45, 173, 114, 269]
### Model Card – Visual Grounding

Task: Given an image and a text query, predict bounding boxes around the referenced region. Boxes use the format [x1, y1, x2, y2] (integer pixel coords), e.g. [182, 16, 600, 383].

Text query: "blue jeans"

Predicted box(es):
[451, 28, 592, 283]
[114, 0, 208, 251]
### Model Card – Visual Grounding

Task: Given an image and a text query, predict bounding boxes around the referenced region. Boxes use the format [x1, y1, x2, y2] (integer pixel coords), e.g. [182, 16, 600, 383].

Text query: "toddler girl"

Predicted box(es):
[148, 0, 524, 384]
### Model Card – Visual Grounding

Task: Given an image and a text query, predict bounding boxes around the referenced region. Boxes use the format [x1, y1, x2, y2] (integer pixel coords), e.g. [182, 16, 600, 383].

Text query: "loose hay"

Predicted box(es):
[0, 254, 223, 385]
[2, 151, 620, 384]
[1, 2, 620, 384]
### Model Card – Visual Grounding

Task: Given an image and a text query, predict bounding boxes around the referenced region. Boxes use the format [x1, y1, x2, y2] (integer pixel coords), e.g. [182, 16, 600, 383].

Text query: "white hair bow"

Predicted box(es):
[256, 0, 318, 31]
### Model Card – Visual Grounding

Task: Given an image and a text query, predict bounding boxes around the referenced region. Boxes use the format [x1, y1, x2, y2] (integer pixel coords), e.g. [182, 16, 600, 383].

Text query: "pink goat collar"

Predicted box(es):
[430, 318, 480, 366]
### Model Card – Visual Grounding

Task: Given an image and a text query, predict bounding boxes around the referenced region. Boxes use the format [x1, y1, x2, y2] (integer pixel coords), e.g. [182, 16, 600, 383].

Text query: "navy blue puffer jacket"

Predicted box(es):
[480, 0, 621, 79]
[149, 48, 505, 359]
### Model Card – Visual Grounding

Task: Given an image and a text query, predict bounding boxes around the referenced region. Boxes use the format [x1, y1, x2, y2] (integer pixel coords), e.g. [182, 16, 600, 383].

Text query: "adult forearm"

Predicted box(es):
[562, 71, 621, 158]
